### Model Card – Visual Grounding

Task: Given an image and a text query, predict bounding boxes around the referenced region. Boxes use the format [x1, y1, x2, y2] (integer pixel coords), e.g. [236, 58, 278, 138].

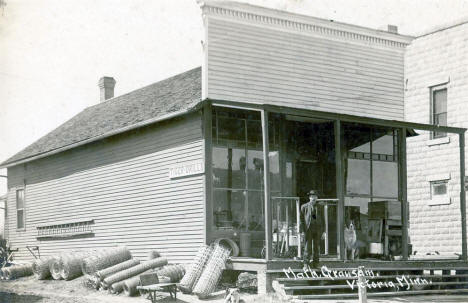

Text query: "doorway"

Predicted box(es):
[271, 116, 337, 258]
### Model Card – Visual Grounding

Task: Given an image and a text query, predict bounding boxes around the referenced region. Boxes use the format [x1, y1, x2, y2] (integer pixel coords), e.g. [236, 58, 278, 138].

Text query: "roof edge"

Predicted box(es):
[200, 1, 414, 45]
[416, 17, 468, 38]
[0, 100, 204, 169]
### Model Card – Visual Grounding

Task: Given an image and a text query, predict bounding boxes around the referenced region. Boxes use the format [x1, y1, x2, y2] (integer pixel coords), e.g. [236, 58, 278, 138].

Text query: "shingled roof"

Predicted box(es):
[1, 67, 202, 168]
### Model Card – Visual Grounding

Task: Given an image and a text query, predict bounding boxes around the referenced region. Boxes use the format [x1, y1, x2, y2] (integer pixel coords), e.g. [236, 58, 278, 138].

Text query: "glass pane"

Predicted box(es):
[269, 151, 280, 192]
[268, 120, 280, 147]
[213, 189, 245, 230]
[212, 147, 246, 189]
[345, 124, 371, 153]
[283, 161, 293, 196]
[346, 159, 370, 195]
[435, 112, 447, 126]
[433, 89, 447, 114]
[16, 189, 24, 209]
[247, 120, 262, 149]
[17, 210, 24, 229]
[432, 182, 447, 196]
[247, 149, 264, 190]
[218, 117, 246, 144]
[247, 191, 264, 232]
[373, 161, 398, 198]
[372, 133, 395, 155]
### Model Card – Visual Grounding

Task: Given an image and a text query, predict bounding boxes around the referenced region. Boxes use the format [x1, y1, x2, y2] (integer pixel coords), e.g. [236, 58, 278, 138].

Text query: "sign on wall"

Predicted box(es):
[168, 160, 205, 179]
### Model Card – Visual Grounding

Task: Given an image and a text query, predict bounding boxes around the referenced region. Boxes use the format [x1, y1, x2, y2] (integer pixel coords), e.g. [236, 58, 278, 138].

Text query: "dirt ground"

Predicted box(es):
[0, 275, 281, 303]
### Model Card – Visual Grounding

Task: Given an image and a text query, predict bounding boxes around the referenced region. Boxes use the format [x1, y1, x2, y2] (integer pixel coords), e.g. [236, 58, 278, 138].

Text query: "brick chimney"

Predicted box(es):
[98, 76, 116, 102]
[387, 25, 398, 34]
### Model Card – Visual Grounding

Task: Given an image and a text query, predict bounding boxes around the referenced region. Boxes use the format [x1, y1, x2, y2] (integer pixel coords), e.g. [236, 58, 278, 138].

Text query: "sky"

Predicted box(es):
[0, 0, 468, 195]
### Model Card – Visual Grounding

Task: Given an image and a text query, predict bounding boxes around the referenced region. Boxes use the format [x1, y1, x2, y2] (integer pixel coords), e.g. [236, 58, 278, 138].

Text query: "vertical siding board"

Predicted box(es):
[6, 113, 205, 263]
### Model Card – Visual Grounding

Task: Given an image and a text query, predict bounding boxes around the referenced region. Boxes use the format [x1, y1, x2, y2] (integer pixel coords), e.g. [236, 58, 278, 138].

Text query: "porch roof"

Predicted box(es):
[210, 99, 467, 134]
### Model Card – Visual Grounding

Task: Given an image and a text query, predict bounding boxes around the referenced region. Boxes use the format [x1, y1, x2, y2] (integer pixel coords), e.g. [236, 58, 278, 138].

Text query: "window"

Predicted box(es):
[344, 125, 399, 200]
[429, 180, 450, 205]
[16, 189, 25, 229]
[431, 87, 447, 138]
[211, 108, 268, 235]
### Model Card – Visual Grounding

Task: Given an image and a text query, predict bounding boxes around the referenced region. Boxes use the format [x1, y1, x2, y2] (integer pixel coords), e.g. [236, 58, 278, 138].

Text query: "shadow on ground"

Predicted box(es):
[0, 292, 44, 303]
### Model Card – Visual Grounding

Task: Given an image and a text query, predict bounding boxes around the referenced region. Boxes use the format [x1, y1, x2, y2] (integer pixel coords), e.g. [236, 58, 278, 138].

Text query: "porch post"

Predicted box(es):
[334, 120, 345, 260]
[399, 128, 408, 260]
[459, 132, 467, 261]
[203, 102, 213, 245]
[262, 110, 272, 260]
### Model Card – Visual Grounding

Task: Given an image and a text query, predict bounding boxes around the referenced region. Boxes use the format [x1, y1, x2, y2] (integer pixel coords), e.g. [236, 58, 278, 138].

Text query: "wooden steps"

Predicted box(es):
[296, 289, 468, 300]
[277, 273, 468, 282]
[272, 265, 468, 300]
[286, 281, 468, 291]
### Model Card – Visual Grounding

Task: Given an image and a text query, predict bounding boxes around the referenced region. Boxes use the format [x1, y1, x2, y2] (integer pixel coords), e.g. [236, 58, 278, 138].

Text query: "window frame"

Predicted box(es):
[430, 85, 448, 139]
[429, 179, 451, 206]
[211, 107, 276, 234]
[16, 188, 26, 231]
[344, 126, 399, 201]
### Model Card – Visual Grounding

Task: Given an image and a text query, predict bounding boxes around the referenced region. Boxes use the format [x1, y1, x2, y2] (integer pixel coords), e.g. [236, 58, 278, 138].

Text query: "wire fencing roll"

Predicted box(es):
[61, 250, 95, 280]
[95, 259, 140, 283]
[50, 257, 63, 280]
[109, 280, 126, 294]
[81, 246, 132, 275]
[32, 256, 56, 280]
[178, 245, 213, 294]
[123, 272, 152, 297]
[108, 281, 125, 294]
[83, 274, 100, 290]
[101, 257, 167, 289]
[193, 244, 230, 299]
[214, 238, 240, 257]
[156, 264, 185, 282]
[147, 250, 161, 260]
[3, 263, 33, 280]
[109, 269, 153, 294]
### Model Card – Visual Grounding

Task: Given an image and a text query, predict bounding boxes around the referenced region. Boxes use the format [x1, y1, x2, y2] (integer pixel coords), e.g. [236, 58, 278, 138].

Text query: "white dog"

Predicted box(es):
[344, 221, 358, 260]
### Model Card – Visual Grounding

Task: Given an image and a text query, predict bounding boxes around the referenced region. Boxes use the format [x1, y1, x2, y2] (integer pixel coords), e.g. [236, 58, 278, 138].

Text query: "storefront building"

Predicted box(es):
[1, 1, 467, 295]
[200, 1, 467, 266]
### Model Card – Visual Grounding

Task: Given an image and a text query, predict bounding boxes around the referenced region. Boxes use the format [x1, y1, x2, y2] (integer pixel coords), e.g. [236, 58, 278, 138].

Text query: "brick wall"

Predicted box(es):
[405, 22, 468, 255]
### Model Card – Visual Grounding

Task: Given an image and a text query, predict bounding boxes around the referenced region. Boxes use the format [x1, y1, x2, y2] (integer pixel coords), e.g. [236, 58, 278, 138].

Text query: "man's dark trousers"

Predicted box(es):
[304, 228, 320, 264]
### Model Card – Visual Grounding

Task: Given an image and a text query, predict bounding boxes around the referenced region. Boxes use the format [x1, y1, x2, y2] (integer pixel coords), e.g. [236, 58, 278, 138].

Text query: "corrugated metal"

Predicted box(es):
[5, 113, 205, 264]
[206, 19, 405, 120]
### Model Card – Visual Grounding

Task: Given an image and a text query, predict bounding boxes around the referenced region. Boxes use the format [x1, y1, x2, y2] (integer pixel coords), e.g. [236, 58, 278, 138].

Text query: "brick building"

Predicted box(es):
[405, 21, 468, 256]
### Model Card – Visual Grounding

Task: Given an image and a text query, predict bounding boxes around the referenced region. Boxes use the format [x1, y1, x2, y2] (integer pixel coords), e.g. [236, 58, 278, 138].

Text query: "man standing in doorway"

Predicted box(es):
[300, 190, 323, 268]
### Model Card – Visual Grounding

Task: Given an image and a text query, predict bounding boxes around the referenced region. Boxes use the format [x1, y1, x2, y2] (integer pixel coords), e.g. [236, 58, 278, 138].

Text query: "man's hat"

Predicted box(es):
[308, 190, 318, 197]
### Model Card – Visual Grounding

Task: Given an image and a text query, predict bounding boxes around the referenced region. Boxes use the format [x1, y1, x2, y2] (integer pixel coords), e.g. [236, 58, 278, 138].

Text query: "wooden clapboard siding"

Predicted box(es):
[205, 18, 406, 120]
[5, 113, 205, 264]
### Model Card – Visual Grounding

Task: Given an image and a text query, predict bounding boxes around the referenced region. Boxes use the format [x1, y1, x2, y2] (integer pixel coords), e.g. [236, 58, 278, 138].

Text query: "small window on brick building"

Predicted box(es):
[431, 87, 447, 139]
[16, 189, 25, 229]
[429, 180, 450, 206]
